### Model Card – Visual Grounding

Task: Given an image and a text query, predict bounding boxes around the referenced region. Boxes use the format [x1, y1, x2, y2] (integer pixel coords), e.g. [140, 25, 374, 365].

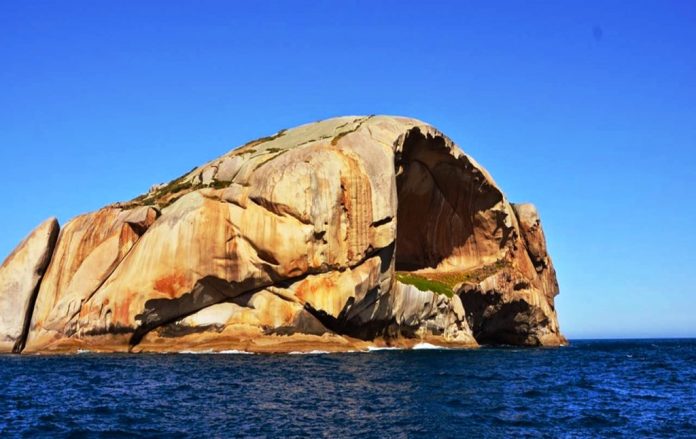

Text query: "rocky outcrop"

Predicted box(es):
[0, 218, 59, 352]
[0, 115, 564, 353]
[26, 207, 159, 350]
[457, 203, 563, 346]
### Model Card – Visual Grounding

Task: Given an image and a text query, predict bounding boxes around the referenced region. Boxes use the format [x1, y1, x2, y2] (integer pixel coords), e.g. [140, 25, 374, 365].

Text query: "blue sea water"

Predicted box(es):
[0, 339, 694, 438]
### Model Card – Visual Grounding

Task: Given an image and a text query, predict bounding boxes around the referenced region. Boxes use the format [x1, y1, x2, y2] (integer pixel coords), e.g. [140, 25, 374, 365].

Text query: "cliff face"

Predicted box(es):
[0, 116, 565, 353]
[0, 218, 58, 352]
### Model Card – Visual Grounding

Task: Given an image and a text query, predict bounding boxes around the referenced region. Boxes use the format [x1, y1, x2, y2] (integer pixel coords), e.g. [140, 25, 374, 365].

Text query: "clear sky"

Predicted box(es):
[1, 1, 694, 339]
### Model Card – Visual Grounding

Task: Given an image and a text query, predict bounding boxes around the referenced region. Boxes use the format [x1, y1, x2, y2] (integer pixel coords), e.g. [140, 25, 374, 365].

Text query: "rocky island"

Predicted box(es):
[0, 116, 565, 354]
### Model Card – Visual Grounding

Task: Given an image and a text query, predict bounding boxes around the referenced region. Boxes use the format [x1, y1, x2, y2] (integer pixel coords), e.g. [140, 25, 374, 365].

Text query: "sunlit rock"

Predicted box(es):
[0, 116, 564, 353]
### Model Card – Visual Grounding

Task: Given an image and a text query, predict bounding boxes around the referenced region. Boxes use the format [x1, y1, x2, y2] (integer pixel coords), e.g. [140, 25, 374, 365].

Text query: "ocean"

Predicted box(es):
[1, 339, 694, 438]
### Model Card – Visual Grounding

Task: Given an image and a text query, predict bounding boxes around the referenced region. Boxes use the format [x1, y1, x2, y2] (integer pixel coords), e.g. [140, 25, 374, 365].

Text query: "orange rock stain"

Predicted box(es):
[294, 276, 336, 303]
[113, 293, 133, 325]
[154, 273, 188, 298]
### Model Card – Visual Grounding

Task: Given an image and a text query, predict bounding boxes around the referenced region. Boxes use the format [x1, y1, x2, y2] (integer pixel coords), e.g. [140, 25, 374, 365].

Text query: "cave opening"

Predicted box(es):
[393, 128, 503, 273]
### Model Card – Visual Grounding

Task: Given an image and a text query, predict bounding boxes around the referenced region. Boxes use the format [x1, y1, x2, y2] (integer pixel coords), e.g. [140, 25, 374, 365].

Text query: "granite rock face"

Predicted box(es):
[0, 116, 564, 353]
[0, 218, 59, 352]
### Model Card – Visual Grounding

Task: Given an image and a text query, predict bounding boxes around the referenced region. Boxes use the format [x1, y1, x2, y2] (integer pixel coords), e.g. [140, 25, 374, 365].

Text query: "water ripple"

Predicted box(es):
[0, 339, 695, 437]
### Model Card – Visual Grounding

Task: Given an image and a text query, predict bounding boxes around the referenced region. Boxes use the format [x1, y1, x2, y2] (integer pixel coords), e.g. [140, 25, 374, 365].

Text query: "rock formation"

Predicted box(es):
[0, 218, 59, 352]
[0, 116, 565, 353]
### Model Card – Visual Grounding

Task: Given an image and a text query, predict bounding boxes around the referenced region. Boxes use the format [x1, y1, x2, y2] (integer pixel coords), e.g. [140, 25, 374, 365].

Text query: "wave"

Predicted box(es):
[176, 349, 254, 355]
[288, 350, 331, 355]
[177, 349, 214, 354]
[367, 343, 449, 351]
[174, 344, 445, 354]
[412, 342, 449, 350]
[366, 346, 403, 352]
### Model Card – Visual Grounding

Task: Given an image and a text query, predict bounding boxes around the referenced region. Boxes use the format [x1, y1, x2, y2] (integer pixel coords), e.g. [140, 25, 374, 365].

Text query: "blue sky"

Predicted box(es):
[1, 1, 694, 339]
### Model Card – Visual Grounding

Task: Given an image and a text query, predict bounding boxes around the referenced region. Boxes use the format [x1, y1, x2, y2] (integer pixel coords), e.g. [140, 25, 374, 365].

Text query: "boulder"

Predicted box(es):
[0, 218, 59, 352]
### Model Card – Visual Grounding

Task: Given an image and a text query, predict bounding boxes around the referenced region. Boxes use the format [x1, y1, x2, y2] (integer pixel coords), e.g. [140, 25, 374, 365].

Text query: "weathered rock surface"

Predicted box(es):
[1, 115, 563, 353]
[0, 218, 59, 352]
[457, 203, 563, 346]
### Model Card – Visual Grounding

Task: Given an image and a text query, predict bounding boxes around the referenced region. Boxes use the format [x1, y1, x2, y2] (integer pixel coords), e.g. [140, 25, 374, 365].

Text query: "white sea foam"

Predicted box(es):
[412, 342, 449, 350]
[288, 350, 330, 355]
[177, 349, 255, 355]
[76, 349, 92, 354]
[217, 349, 254, 355]
[366, 346, 403, 352]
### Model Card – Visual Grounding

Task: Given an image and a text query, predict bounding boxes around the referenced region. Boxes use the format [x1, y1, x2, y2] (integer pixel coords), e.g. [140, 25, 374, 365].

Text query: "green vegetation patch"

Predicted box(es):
[330, 130, 351, 146]
[253, 149, 289, 171]
[396, 259, 510, 298]
[425, 259, 510, 287]
[158, 194, 183, 209]
[158, 179, 193, 197]
[396, 272, 454, 297]
[330, 116, 373, 146]
[235, 128, 287, 155]
[207, 179, 229, 190]
[131, 169, 199, 208]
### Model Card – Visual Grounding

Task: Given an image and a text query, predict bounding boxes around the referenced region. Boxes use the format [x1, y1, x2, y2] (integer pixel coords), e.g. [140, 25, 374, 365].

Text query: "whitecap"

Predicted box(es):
[177, 349, 214, 354]
[412, 342, 449, 350]
[217, 349, 254, 355]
